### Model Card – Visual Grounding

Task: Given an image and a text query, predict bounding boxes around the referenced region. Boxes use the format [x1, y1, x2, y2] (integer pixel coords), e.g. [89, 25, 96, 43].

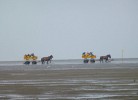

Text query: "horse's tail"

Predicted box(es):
[41, 58, 44, 62]
[99, 56, 103, 62]
[41, 58, 45, 64]
[100, 56, 102, 60]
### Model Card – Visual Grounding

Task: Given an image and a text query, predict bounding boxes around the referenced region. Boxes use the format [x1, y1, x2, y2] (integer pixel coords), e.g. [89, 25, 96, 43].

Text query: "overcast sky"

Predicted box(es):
[0, 0, 138, 61]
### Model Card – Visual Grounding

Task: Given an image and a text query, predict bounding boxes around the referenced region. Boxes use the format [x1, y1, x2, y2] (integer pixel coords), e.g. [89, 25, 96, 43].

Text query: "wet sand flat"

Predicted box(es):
[0, 63, 138, 100]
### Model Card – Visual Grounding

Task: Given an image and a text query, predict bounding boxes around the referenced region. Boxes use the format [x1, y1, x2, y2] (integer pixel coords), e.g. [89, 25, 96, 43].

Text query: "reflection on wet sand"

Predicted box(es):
[0, 63, 138, 99]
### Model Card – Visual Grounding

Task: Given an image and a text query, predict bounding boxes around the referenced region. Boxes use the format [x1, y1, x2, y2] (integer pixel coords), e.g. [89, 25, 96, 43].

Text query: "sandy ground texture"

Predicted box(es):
[0, 63, 138, 100]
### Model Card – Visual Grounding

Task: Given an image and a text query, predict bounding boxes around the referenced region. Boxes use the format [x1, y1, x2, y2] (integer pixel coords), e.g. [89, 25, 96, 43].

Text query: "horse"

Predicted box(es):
[100, 54, 111, 63]
[41, 55, 53, 64]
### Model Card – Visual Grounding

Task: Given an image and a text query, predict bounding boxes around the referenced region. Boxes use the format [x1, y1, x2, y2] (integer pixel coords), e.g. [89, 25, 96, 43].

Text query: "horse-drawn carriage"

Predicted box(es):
[82, 52, 96, 63]
[24, 53, 38, 65]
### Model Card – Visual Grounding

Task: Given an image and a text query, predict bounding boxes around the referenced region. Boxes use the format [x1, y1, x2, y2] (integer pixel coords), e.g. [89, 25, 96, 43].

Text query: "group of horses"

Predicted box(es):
[41, 54, 111, 64]
[24, 54, 111, 65]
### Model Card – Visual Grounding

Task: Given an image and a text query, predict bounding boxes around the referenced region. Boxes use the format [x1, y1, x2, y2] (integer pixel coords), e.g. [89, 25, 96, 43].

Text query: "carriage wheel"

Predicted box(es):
[24, 61, 30, 65]
[83, 59, 89, 63]
[32, 61, 37, 64]
[90, 59, 95, 63]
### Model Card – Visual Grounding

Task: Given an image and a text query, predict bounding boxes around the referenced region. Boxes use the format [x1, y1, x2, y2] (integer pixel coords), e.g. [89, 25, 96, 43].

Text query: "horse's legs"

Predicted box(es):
[47, 61, 48, 64]
[100, 58, 102, 63]
[105, 59, 107, 63]
[42, 60, 45, 64]
[100, 58, 103, 63]
[41, 58, 44, 64]
[105, 58, 108, 63]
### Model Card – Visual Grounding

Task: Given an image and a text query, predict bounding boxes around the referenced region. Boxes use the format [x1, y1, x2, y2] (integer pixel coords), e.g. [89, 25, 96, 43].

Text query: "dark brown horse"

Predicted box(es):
[41, 55, 53, 64]
[100, 54, 111, 63]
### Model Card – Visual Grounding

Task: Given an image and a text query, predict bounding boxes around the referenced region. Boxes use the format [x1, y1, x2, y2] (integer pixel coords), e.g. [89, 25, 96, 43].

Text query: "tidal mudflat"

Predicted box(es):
[0, 63, 138, 100]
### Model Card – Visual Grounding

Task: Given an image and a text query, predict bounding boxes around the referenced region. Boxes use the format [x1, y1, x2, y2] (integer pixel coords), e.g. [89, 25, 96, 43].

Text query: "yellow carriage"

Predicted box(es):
[82, 52, 96, 63]
[24, 54, 38, 65]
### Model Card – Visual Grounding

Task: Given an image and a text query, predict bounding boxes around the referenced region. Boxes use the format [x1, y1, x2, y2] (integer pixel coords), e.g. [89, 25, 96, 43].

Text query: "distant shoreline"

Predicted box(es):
[0, 58, 138, 66]
[0, 58, 138, 62]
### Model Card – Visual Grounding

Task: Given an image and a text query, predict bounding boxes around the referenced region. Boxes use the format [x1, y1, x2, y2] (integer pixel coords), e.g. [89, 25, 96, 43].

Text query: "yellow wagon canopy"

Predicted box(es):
[24, 53, 38, 61]
[82, 52, 96, 59]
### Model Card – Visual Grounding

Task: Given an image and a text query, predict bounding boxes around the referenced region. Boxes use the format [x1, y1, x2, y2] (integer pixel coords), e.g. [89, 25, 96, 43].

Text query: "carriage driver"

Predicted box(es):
[31, 53, 34, 56]
[90, 52, 94, 56]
